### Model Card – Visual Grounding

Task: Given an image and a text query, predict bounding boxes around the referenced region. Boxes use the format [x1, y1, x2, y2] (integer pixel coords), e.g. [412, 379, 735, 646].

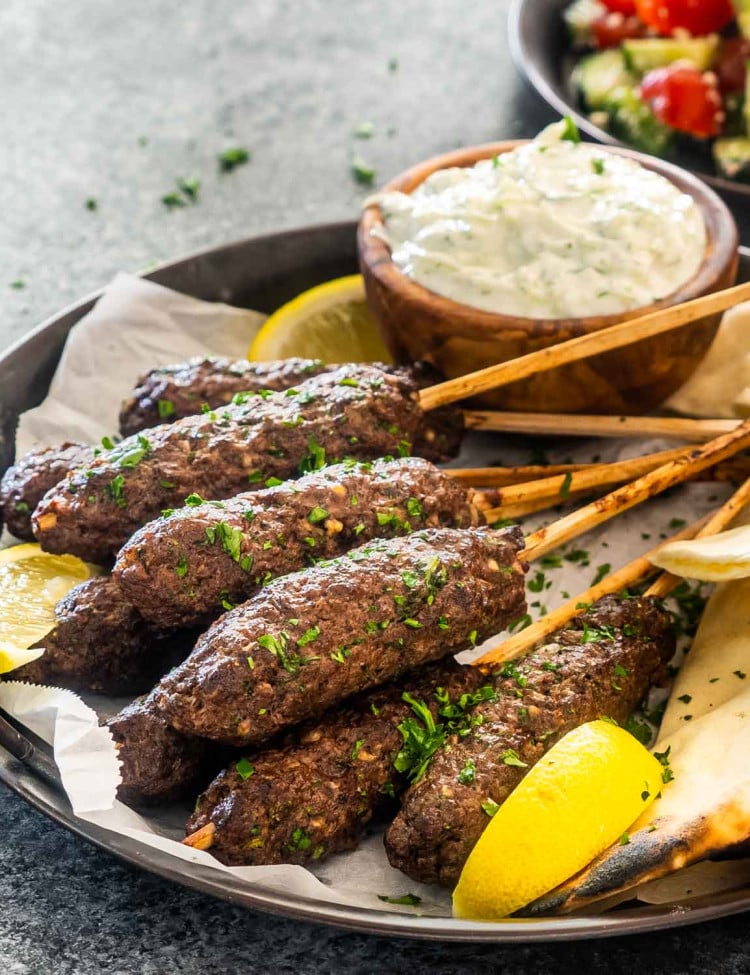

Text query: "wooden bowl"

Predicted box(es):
[358, 141, 739, 414]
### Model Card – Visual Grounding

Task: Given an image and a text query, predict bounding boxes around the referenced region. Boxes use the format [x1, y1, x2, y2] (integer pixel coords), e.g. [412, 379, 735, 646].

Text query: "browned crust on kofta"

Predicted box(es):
[12, 576, 196, 696]
[152, 527, 527, 748]
[32, 365, 463, 564]
[114, 457, 481, 629]
[186, 659, 487, 866]
[118, 357, 333, 437]
[384, 595, 675, 887]
[0, 442, 96, 540]
[107, 689, 218, 806]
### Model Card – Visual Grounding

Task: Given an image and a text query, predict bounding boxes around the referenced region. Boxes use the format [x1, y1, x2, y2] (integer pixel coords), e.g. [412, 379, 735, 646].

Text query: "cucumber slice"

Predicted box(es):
[574, 49, 637, 110]
[604, 85, 674, 156]
[564, 0, 607, 49]
[713, 137, 750, 181]
[622, 36, 719, 74]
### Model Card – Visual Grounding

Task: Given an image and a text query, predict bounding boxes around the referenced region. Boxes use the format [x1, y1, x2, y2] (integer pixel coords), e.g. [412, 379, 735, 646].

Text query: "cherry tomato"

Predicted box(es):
[641, 64, 724, 139]
[635, 0, 735, 37]
[600, 0, 637, 14]
[715, 37, 750, 94]
[592, 13, 647, 48]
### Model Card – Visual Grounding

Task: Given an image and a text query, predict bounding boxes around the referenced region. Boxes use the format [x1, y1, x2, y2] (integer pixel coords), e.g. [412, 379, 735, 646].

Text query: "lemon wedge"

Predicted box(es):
[650, 523, 750, 582]
[452, 720, 665, 920]
[248, 274, 393, 364]
[0, 544, 99, 663]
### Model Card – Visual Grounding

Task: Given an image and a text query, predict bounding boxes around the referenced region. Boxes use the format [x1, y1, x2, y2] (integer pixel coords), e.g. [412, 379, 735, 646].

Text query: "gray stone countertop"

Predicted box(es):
[1, 1, 749, 972]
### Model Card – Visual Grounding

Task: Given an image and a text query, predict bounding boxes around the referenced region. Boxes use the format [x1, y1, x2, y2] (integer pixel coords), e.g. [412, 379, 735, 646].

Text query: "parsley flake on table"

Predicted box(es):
[218, 146, 251, 171]
[352, 156, 376, 186]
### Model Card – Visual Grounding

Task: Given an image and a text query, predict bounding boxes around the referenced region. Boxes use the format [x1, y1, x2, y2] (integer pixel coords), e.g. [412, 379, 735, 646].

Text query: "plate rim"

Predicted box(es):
[507, 0, 750, 201]
[2, 222, 750, 942]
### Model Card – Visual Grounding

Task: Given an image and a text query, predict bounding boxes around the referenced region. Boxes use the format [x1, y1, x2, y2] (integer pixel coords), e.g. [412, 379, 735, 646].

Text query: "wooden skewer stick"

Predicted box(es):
[471, 520, 704, 669]
[522, 416, 750, 563]
[475, 476, 750, 668]
[464, 410, 739, 442]
[418, 281, 750, 411]
[481, 447, 689, 516]
[448, 456, 750, 490]
[644, 476, 750, 599]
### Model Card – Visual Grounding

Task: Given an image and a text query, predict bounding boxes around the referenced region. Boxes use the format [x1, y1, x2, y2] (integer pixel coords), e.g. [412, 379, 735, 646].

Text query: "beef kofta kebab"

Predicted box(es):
[110, 435, 749, 809]
[182, 480, 749, 869]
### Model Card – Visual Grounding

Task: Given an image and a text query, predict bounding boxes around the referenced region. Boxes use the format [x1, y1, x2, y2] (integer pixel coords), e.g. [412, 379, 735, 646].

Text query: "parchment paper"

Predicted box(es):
[1, 272, 746, 917]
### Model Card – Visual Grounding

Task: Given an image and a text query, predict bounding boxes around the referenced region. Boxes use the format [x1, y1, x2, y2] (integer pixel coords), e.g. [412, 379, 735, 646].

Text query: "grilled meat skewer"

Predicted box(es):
[13, 577, 196, 696]
[119, 357, 333, 437]
[384, 595, 674, 887]
[0, 442, 96, 541]
[183, 595, 673, 868]
[114, 457, 492, 629]
[32, 365, 462, 564]
[152, 526, 527, 748]
[185, 659, 486, 865]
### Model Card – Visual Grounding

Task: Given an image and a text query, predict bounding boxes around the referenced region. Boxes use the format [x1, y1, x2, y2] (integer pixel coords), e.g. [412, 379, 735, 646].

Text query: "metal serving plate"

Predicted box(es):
[1, 223, 749, 942]
[508, 0, 750, 203]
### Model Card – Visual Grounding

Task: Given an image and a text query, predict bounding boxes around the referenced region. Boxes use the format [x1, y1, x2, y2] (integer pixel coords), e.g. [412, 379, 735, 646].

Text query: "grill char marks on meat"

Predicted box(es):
[12, 576, 196, 696]
[186, 659, 487, 866]
[32, 365, 463, 564]
[0, 442, 96, 541]
[384, 595, 675, 887]
[107, 689, 220, 806]
[152, 526, 527, 748]
[114, 457, 483, 629]
[119, 357, 333, 437]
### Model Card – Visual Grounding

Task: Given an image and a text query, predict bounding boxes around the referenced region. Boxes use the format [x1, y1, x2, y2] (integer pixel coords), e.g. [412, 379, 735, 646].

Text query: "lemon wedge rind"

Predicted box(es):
[248, 274, 393, 364]
[452, 720, 665, 920]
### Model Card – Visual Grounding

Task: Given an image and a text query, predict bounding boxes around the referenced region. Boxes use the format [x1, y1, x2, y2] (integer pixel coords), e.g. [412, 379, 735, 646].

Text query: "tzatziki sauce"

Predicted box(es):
[373, 122, 707, 319]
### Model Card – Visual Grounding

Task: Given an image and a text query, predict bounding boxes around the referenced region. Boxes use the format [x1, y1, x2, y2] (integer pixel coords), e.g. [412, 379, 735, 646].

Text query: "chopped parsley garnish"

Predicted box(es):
[457, 759, 476, 784]
[115, 434, 151, 469]
[377, 893, 421, 906]
[653, 746, 675, 784]
[561, 116, 581, 143]
[175, 556, 188, 578]
[501, 748, 527, 768]
[108, 474, 126, 507]
[351, 739, 364, 761]
[559, 472, 573, 498]
[592, 563, 611, 586]
[235, 758, 254, 780]
[13, 501, 29, 513]
[308, 505, 329, 525]
[619, 832, 630, 846]
[352, 156, 376, 185]
[265, 477, 283, 487]
[481, 799, 500, 818]
[298, 437, 326, 474]
[528, 571, 546, 594]
[354, 121, 375, 139]
[218, 147, 251, 171]
[287, 827, 312, 852]
[258, 631, 307, 675]
[185, 493, 205, 506]
[9, 279, 25, 290]
[157, 398, 175, 419]
[297, 626, 321, 647]
[406, 498, 423, 518]
[591, 158, 605, 175]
